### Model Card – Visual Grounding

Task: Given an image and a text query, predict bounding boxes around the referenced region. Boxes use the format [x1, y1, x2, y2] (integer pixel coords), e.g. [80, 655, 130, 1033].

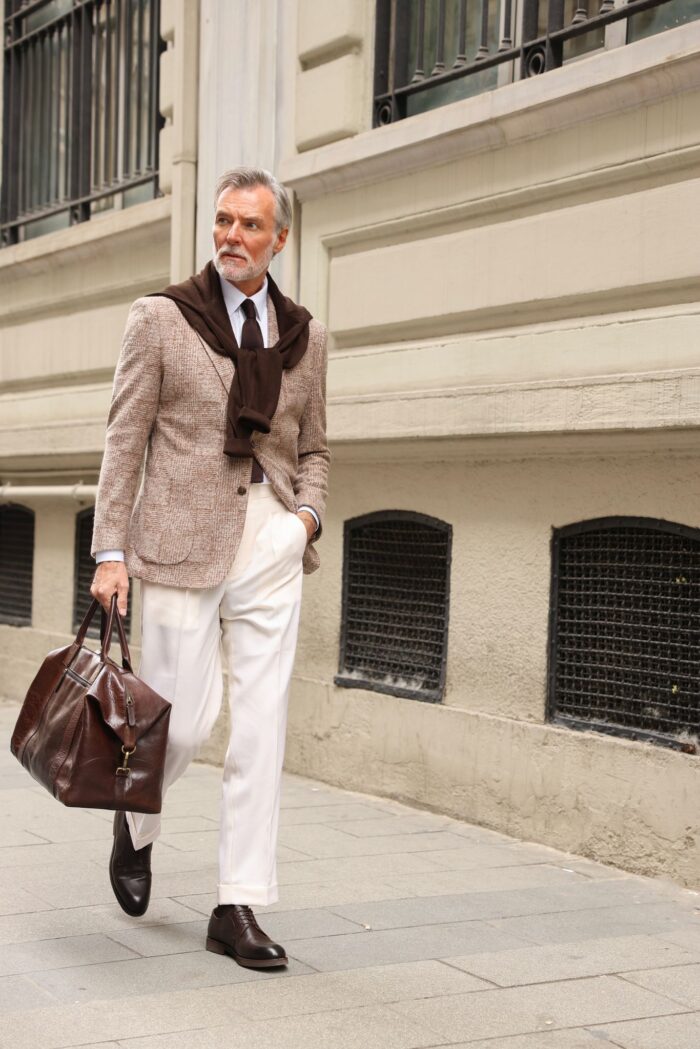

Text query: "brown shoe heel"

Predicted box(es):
[206, 936, 227, 955]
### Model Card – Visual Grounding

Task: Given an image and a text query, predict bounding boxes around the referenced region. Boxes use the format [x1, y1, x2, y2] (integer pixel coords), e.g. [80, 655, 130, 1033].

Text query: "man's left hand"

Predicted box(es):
[296, 510, 317, 541]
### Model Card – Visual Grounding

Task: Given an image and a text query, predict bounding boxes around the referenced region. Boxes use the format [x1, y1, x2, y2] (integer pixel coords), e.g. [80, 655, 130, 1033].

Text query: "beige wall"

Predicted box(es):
[0, 3, 197, 688]
[275, 13, 700, 886]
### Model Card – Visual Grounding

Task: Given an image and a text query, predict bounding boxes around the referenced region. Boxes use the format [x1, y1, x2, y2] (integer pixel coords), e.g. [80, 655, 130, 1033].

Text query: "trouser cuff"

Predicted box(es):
[217, 882, 279, 906]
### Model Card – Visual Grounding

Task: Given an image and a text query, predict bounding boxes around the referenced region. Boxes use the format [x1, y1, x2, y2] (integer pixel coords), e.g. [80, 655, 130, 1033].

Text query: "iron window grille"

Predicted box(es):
[73, 506, 131, 639]
[373, 0, 700, 126]
[0, 503, 35, 626]
[336, 510, 452, 702]
[548, 516, 700, 754]
[1, 0, 163, 247]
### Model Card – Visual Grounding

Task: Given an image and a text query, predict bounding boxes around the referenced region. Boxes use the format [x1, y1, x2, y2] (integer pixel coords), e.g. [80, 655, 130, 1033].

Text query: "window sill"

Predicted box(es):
[0, 195, 171, 275]
[279, 21, 700, 201]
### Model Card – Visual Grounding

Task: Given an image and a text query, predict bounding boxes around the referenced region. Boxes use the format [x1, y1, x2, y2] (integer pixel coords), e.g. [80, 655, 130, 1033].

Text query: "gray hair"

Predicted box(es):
[214, 167, 292, 232]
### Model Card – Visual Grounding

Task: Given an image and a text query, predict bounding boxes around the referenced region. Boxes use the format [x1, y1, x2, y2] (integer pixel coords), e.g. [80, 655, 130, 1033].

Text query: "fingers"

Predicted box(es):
[90, 564, 130, 616]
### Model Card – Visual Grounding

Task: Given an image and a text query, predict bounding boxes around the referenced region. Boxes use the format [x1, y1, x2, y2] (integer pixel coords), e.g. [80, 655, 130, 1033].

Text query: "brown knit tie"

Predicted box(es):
[240, 298, 265, 483]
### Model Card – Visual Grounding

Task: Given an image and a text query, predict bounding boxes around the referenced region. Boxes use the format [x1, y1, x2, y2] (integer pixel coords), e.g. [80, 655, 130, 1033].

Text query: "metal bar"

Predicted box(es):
[500, 0, 514, 50]
[431, 0, 446, 75]
[454, 0, 468, 66]
[411, 0, 426, 81]
[93, 0, 102, 189]
[476, 0, 490, 59]
[146, 0, 157, 168]
[104, 0, 113, 185]
[0, 173, 158, 232]
[135, 0, 144, 172]
[123, 0, 132, 175]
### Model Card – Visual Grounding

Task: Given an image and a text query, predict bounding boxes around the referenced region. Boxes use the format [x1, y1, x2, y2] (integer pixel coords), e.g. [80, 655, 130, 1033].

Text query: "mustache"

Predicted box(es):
[217, 248, 250, 263]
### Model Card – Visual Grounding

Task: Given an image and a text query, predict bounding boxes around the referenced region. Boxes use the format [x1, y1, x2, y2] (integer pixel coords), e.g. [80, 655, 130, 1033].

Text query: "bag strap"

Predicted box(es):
[100, 593, 133, 671]
[75, 595, 132, 671]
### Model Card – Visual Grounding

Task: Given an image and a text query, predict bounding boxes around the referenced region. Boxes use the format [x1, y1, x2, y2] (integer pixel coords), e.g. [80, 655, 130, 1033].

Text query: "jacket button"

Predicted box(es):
[237, 485, 247, 495]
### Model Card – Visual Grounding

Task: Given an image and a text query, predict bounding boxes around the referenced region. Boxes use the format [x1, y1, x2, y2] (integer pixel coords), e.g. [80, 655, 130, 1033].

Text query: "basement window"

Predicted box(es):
[336, 511, 452, 702]
[73, 507, 131, 640]
[0, 503, 34, 626]
[548, 517, 700, 754]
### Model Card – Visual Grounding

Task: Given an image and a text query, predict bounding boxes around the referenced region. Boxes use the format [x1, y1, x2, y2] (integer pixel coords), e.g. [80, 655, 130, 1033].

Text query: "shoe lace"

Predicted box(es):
[233, 904, 262, 932]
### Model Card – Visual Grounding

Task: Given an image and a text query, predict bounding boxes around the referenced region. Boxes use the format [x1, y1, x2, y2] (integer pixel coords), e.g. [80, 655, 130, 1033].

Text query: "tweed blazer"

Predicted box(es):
[91, 291, 330, 589]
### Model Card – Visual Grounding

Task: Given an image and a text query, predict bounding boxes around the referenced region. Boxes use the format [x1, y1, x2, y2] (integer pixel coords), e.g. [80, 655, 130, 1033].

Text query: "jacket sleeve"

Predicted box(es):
[293, 322, 330, 541]
[91, 298, 163, 556]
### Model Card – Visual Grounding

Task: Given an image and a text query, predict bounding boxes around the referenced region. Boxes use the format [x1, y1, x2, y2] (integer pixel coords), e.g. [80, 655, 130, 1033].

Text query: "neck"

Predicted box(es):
[226, 273, 267, 297]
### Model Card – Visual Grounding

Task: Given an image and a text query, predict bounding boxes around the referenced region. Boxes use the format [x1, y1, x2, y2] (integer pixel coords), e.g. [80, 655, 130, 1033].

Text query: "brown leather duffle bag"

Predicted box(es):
[11, 593, 171, 813]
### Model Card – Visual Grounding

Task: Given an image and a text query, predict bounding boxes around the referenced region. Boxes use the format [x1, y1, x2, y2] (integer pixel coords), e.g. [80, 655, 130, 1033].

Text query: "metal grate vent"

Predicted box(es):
[548, 517, 700, 754]
[0, 503, 34, 626]
[73, 508, 131, 640]
[336, 511, 452, 702]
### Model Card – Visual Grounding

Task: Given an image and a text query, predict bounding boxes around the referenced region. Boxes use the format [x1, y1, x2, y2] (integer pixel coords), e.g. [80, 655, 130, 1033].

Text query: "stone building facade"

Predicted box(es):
[1, 0, 699, 886]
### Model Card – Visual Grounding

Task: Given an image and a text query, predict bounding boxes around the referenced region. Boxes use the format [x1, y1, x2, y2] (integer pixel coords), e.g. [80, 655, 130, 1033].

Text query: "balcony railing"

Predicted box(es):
[1, 0, 163, 247]
[374, 0, 700, 126]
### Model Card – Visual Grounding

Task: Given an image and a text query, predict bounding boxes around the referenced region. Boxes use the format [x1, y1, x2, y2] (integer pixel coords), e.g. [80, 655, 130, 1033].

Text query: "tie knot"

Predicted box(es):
[241, 298, 257, 320]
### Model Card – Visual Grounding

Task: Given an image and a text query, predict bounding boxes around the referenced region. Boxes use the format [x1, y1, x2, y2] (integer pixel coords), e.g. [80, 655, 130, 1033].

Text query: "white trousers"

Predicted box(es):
[126, 484, 306, 906]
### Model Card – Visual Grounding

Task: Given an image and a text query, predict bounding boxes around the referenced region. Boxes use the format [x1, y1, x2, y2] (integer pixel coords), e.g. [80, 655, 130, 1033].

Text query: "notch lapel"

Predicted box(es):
[194, 331, 234, 395]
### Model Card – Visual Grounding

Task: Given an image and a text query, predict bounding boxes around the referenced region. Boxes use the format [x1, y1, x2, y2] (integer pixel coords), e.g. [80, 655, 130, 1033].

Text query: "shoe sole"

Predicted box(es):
[206, 936, 288, 968]
[109, 813, 151, 918]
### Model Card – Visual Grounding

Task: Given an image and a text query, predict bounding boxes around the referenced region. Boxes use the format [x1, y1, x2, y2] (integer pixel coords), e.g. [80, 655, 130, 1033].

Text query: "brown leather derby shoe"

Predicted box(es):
[206, 904, 288, 968]
[109, 810, 152, 917]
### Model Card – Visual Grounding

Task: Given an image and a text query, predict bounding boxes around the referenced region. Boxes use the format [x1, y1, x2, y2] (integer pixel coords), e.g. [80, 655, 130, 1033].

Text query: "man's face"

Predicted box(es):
[212, 185, 288, 287]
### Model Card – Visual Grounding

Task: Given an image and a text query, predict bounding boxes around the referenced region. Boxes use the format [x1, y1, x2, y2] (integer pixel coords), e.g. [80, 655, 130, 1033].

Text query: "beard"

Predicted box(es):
[213, 240, 275, 284]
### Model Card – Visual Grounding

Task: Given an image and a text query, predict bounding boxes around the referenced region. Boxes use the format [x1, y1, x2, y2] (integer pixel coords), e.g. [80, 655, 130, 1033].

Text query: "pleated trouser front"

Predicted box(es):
[125, 483, 306, 906]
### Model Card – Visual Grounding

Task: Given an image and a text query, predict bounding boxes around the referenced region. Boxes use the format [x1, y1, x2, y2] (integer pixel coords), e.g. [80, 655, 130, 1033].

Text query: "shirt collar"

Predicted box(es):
[218, 271, 268, 320]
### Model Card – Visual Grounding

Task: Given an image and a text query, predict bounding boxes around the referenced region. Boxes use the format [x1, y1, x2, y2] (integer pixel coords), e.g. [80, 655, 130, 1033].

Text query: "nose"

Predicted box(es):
[225, 221, 241, 244]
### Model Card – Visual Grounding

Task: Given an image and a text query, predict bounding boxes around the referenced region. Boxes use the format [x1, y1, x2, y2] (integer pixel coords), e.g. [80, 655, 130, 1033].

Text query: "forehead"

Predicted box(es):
[214, 185, 275, 217]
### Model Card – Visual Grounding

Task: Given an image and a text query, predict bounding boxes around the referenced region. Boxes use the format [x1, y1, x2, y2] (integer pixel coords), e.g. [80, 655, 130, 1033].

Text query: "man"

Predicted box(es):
[90, 167, 330, 969]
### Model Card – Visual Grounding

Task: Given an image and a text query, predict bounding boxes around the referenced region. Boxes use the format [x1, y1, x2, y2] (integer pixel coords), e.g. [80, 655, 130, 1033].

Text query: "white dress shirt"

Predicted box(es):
[95, 273, 318, 564]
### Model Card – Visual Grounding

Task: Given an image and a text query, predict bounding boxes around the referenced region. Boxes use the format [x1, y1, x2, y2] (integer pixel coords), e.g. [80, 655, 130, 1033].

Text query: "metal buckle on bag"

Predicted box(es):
[116, 744, 136, 776]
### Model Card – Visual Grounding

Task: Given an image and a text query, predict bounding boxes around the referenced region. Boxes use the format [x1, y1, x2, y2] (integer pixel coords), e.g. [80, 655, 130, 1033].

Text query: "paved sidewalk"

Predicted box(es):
[1, 701, 698, 1049]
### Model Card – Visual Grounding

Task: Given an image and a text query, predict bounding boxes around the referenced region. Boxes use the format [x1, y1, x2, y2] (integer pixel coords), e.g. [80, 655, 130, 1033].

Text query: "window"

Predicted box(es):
[1, 0, 163, 247]
[548, 517, 700, 754]
[73, 507, 131, 639]
[0, 503, 35, 626]
[373, 0, 700, 126]
[336, 511, 452, 702]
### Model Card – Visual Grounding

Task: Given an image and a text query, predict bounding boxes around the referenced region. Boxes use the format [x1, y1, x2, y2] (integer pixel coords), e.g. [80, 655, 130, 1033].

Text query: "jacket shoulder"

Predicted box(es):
[308, 317, 328, 345]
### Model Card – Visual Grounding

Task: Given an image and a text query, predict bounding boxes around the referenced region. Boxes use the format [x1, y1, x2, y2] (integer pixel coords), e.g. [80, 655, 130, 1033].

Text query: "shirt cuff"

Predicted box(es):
[297, 505, 320, 533]
[95, 549, 125, 563]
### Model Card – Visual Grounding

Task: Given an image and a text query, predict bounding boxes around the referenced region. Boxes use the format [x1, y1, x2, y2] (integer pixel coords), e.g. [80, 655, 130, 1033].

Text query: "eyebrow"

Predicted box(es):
[215, 210, 264, 223]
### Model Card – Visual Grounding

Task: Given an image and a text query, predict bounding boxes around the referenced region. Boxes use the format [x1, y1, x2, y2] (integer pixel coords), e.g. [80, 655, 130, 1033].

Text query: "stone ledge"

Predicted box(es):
[280, 22, 700, 199]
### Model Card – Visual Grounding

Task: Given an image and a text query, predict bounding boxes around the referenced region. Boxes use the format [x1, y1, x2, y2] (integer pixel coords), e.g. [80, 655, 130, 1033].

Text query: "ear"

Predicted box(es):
[272, 226, 289, 255]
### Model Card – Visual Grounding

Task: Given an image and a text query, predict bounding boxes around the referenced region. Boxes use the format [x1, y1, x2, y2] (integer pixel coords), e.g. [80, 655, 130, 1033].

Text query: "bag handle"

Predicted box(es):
[74, 594, 133, 671]
[100, 592, 133, 670]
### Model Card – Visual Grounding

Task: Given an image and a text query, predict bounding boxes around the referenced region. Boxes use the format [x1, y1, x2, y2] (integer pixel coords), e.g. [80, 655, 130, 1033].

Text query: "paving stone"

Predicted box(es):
[0, 974, 59, 1012]
[327, 880, 678, 933]
[619, 963, 700, 1009]
[172, 877, 413, 917]
[587, 1011, 700, 1048]
[325, 814, 457, 837]
[277, 823, 472, 858]
[108, 908, 363, 957]
[0, 933, 139, 976]
[0, 886, 54, 916]
[383, 863, 590, 897]
[443, 934, 700, 986]
[280, 802, 397, 825]
[284, 919, 531, 971]
[276, 851, 448, 885]
[114, 1003, 442, 1049]
[488, 902, 700, 946]
[0, 898, 204, 946]
[28, 949, 314, 1003]
[388, 975, 689, 1043]
[441, 1032, 615, 1048]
